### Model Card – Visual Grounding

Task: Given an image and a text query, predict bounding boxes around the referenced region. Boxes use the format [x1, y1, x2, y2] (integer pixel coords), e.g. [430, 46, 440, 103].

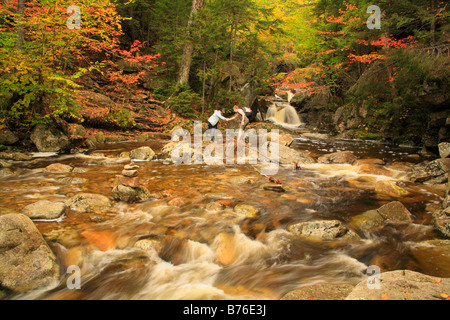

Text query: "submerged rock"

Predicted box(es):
[0, 214, 60, 293]
[375, 180, 410, 198]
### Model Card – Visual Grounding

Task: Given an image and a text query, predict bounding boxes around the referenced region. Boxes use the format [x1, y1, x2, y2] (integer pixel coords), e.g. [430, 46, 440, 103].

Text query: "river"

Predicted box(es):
[1, 128, 447, 300]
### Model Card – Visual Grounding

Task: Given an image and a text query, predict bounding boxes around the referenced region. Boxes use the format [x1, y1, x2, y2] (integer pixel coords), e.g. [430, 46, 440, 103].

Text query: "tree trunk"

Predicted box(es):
[15, 0, 26, 50]
[177, 0, 204, 86]
[430, 0, 436, 47]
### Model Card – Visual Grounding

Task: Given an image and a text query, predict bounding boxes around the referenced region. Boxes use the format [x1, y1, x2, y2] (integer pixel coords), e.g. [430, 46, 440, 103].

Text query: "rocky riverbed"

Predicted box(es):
[0, 128, 449, 300]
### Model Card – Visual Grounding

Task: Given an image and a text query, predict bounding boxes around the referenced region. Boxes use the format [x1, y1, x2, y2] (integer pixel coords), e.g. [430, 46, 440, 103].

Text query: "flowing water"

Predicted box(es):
[1, 131, 447, 300]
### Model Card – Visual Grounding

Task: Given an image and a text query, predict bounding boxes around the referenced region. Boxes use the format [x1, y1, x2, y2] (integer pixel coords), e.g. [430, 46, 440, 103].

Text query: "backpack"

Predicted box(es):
[243, 107, 252, 119]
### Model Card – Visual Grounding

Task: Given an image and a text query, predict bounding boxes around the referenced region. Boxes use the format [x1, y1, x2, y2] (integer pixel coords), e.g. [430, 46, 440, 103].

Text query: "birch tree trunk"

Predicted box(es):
[177, 0, 204, 86]
[15, 0, 26, 50]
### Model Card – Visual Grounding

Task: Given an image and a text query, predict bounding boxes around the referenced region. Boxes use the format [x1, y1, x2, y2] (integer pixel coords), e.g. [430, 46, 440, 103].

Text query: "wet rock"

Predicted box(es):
[357, 164, 393, 177]
[229, 176, 253, 186]
[168, 197, 185, 207]
[95, 131, 105, 144]
[268, 143, 316, 165]
[22, 200, 66, 220]
[348, 209, 385, 233]
[234, 204, 258, 218]
[0, 159, 12, 168]
[214, 233, 238, 265]
[134, 239, 163, 253]
[354, 158, 386, 166]
[122, 169, 138, 177]
[116, 175, 140, 188]
[439, 142, 450, 158]
[130, 146, 155, 161]
[112, 185, 151, 203]
[377, 201, 412, 223]
[45, 163, 73, 173]
[0, 152, 32, 161]
[0, 130, 19, 145]
[30, 124, 71, 153]
[60, 177, 87, 184]
[287, 220, 360, 242]
[261, 183, 286, 193]
[375, 180, 410, 198]
[266, 132, 294, 147]
[0, 214, 60, 293]
[66, 193, 112, 213]
[432, 207, 450, 239]
[345, 270, 450, 300]
[349, 201, 412, 234]
[411, 158, 450, 183]
[318, 151, 358, 165]
[0, 168, 15, 179]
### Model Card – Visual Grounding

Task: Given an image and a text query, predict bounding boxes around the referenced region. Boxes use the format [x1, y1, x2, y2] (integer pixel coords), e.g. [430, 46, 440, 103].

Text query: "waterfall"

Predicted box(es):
[266, 102, 302, 127]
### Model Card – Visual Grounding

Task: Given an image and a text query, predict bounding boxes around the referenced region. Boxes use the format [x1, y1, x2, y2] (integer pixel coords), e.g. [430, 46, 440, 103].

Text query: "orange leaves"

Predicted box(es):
[380, 293, 389, 300]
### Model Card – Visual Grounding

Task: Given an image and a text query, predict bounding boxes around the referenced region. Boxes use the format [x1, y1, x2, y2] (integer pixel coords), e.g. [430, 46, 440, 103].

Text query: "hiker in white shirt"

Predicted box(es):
[207, 109, 230, 142]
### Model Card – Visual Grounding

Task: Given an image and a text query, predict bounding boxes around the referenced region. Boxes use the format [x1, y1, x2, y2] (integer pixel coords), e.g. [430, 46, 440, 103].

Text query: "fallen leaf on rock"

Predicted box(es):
[432, 279, 442, 284]
[381, 293, 389, 300]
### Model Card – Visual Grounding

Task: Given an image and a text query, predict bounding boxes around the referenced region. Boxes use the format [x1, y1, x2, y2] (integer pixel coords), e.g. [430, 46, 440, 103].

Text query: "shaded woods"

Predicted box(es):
[0, 0, 449, 149]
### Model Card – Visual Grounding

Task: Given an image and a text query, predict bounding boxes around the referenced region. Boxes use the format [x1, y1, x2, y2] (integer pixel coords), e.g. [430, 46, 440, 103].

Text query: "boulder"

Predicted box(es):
[376, 201, 412, 223]
[348, 209, 385, 233]
[44, 163, 73, 173]
[318, 151, 358, 165]
[0, 168, 14, 179]
[0, 152, 32, 161]
[30, 124, 71, 153]
[130, 146, 156, 161]
[0, 214, 60, 293]
[433, 207, 450, 239]
[345, 270, 450, 300]
[66, 193, 112, 213]
[411, 158, 450, 182]
[0, 130, 19, 145]
[349, 201, 412, 234]
[112, 185, 151, 203]
[439, 142, 450, 158]
[22, 200, 66, 220]
[271, 143, 316, 165]
[287, 220, 360, 242]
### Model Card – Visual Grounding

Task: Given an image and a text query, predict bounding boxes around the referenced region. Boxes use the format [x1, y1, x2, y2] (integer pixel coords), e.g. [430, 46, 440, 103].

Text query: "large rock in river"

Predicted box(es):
[66, 193, 112, 213]
[22, 200, 66, 220]
[30, 124, 70, 153]
[287, 220, 360, 242]
[0, 214, 60, 293]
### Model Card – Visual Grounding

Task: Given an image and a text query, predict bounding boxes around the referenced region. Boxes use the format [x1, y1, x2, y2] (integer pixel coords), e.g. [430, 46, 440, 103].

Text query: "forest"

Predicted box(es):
[0, 0, 449, 149]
